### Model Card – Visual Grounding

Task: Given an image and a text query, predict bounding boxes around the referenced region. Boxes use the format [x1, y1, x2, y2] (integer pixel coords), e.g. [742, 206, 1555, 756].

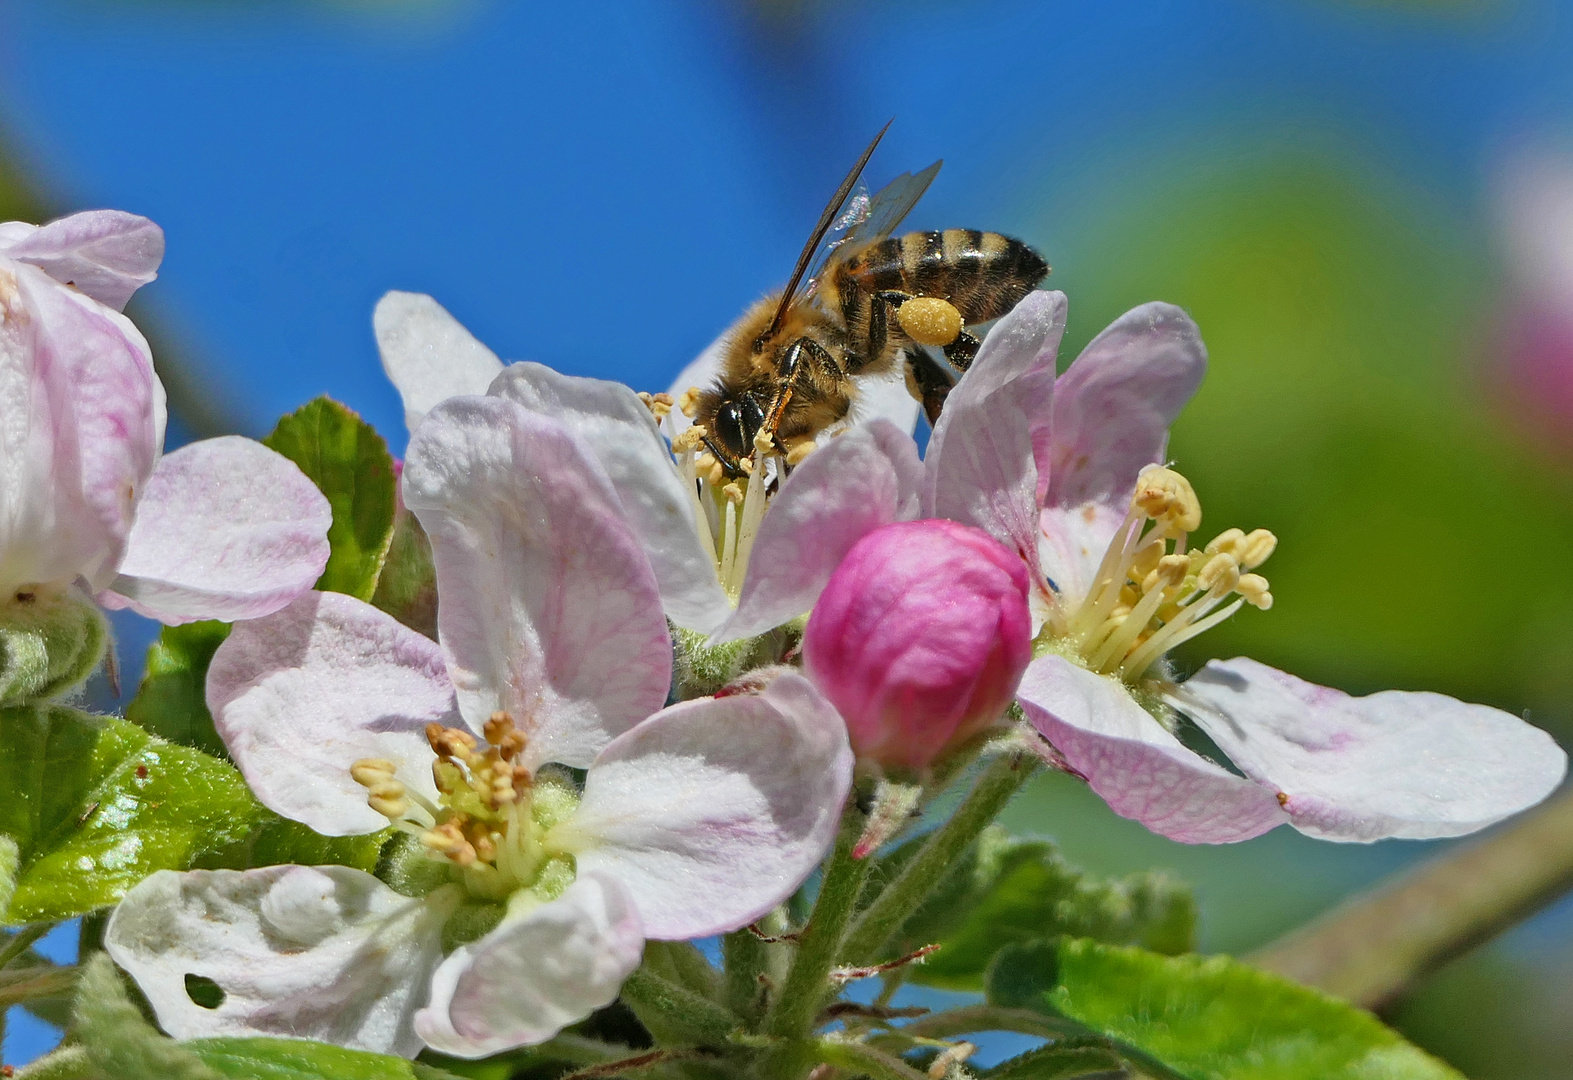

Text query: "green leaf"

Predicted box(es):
[886, 827, 1196, 989]
[981, 1043, 1129, 1080]
[0, 704, 263, 924]
[186, 1037, 466, 1080]
[988, 939, 1466, 1080]
[264, 396, 398, 602]
[125, 621, 231, 758]
[370, 502, 438, 639]
[195, 810, 388, 875]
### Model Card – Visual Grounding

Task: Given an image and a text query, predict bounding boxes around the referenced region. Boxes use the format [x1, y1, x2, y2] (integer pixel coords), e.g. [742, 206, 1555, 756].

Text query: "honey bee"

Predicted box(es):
[691, 123, 1049, 476]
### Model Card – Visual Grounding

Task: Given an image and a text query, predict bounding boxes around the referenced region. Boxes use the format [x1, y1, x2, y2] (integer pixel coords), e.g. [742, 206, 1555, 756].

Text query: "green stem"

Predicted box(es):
[619, 966, 742, 1047]
[0, 963, 77, 1008]
[532, 1033, 655, 1067]
[762, 803, 870, 1041]
[810, 1037, 932, 1080]
[0, 923, 54, 968]
[642, 940, 722, 1001]
[881, 1004, 1082, 1042]
[1248, 783, 1573, 1008]
[841, 751, 1036, 963]
[722, 927, 768, 1023]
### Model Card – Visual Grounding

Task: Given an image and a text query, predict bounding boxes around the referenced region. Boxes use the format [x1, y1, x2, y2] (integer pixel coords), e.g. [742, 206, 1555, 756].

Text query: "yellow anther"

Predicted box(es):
[421, 821, 476, 866]
[1196, 552, 1240, 592]
[483, 712, 527, 761]
[1205, 528, 1245, 557]
[722, 482, 745, 504]
[432, 759, 463, 795]
[737, 456, 754, 475]
[897, 296, 964, 347]
[1132, 466, 1201, 533]
[1239, 529, 1277, 570]
[1141, 554, 1191, 594]
[678, 386, 702, 419]
[753, 427, 779, 456]
[365, 778, 409, 819]
[637, 391, 674, 419]
[426, 722, 477, 760]
[706, 459, 727, 486]
[1238, 573, 1273, 609]
[1128, 541, 1164, 583]
[349, 758, 397, 786]
[671, 426, 706, 453]
[785, 439, 818, 467]
[471, 832, 498, 864]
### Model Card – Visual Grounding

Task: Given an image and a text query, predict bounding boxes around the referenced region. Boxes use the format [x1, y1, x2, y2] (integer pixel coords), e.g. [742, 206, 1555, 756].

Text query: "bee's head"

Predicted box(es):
[705, 390, 767, 474]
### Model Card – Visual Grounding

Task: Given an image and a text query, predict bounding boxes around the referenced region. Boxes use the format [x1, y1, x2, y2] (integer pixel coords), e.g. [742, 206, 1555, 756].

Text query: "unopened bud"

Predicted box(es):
[803, 520, 1031, 771]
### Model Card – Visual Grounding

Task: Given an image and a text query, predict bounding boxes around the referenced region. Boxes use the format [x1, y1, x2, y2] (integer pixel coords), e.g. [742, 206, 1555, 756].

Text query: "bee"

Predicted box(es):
[692, 123, 1049, 476]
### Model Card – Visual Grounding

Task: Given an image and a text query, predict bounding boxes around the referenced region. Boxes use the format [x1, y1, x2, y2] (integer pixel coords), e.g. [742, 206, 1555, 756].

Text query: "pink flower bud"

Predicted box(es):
[803, 519, 1032, 770]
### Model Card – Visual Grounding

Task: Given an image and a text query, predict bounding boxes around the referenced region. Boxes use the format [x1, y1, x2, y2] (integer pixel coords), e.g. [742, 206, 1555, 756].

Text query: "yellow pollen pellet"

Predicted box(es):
[678, 386, 702, 418]
[896, 296, 964, 347]
[785, 439, 818, 467]
[1239, 529, 1277, 570]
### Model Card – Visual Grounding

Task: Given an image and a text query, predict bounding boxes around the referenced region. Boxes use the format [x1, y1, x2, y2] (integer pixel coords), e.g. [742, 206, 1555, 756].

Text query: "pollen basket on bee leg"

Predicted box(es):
[896, 296, 964, 347]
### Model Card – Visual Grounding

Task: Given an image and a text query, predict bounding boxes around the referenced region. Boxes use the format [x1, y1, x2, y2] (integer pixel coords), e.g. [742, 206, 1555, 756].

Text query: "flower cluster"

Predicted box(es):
[5, 206, 1566, 1078]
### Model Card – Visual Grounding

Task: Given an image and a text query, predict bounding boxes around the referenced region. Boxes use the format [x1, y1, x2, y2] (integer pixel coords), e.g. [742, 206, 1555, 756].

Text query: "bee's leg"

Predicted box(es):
[943, 330, 981, 372]
[867, 289, 914, 363]
[761, 337, 841, 447]
[905, 348, 956, 426]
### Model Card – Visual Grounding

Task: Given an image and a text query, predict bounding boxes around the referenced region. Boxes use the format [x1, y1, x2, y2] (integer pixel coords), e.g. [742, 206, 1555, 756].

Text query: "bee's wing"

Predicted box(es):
[831, 160, 942, 265]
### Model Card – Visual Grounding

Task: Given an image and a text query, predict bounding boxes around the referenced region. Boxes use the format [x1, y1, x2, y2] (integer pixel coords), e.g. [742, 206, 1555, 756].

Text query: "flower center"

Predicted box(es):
[668, 394, 779, 603]
[351, 712, 578, 902]
[1049, 466, 1276, 682]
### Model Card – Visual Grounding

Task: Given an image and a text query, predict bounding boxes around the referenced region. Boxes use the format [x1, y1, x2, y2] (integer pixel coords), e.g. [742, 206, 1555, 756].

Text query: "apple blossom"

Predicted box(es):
[803, 519, 1032, 770]
[106, 395, 853, 1058]
[0, 210, 331, 636]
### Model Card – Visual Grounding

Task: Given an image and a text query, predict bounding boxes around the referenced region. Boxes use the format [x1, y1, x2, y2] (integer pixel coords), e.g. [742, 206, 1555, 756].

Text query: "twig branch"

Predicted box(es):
[1248, 783, 1573, 1008]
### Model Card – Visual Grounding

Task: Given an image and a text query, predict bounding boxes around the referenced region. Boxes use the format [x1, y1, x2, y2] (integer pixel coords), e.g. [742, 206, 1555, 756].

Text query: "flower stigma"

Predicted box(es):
[351, 712, 579, 903]
[1047, 465, 1276, 683]
[668, 389, 778, 603]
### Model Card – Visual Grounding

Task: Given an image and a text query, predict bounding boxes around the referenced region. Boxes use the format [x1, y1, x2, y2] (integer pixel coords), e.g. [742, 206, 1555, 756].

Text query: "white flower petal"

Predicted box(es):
[374, 292, 504, 433]
[489, 362, 731, 634]
[403, 397, 672, 770]
[105, 866, 452, 1058]
[561, 671, 853, 939]
[1174, 658, 1569, 842]
[1045, 302, 1206, 510]
[851, 366, 923, 435]
[99, 437, 331, 624]
[1018, 654, 1289, 844]
[2, 210, 164, 311]
[413, 872, 643, 1058]
[1037, 502, 1129, 612]
[207, 591, 455, 836]
[0, 260, 164, 594]
[717, 419, 923, 643]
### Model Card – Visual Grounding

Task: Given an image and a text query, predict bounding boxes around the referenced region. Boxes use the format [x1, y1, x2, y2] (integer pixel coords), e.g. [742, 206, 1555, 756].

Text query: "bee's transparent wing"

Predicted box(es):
[801, 162, 942, 298]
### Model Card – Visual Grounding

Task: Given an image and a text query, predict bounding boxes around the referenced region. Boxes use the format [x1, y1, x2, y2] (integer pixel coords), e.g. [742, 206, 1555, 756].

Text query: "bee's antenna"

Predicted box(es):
[764, 119, 893, 342]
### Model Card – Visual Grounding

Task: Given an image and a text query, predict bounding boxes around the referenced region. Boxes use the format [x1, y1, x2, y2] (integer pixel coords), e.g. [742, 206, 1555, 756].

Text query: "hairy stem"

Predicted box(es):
[14, 1046, 94, 1080]
[763, 803, 871, 1041]
[1248, 783, 1573, 1008]
[811, 1037, 933, 1080]
[842, 751, 1036, 964]
[619, 966, 742, 1047]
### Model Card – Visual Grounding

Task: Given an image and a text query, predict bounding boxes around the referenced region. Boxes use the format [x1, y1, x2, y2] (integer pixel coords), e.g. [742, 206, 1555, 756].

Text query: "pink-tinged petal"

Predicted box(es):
[924, 388, 1042, 574]
[207, 591, 457, 836]
[0, 260, 163, 594]
[1173, 658, 1569, 842]
[804, 519, 1031, 769]
[924, 292, 1065, 566]
[105, 866, 453, 1058]
[0, 223, 34, 248]
[3, 210, 163, 311]
[99, 436, 331, 624]
[414, 873, 643, 1058]
[374, 292, 504, 433]
[558, 671, 853, 939]
[1037, 502, 1129, 611]
[661, 329, 727, 442]
[1045, 303, 1205, 510]
[490, 362, 731, 634]
[1018, 654, 1289, 844]
[717, 419, 923, 643]
[402, 397, 672, 770]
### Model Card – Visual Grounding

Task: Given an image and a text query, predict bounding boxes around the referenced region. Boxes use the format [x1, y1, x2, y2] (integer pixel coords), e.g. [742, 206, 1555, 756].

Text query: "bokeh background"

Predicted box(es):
[4, 0, 1573, 1074]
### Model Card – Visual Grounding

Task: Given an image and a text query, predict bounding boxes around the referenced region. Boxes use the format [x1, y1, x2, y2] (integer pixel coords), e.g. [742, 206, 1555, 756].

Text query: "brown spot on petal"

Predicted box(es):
[1276, 792, 1290, 806]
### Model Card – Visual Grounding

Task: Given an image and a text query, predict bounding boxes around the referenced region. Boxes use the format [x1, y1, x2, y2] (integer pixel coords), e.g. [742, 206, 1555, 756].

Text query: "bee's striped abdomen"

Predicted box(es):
[838, 229, 1048, 324]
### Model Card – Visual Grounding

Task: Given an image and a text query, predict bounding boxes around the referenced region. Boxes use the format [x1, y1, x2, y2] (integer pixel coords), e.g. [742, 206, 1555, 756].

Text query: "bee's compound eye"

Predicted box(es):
[715, 399, 756, 459]
[897, 297, 964, 347]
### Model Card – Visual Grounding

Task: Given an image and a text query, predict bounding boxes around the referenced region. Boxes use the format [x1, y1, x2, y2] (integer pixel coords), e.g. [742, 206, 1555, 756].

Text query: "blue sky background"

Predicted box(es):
[5, 0, 1573, 1073]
